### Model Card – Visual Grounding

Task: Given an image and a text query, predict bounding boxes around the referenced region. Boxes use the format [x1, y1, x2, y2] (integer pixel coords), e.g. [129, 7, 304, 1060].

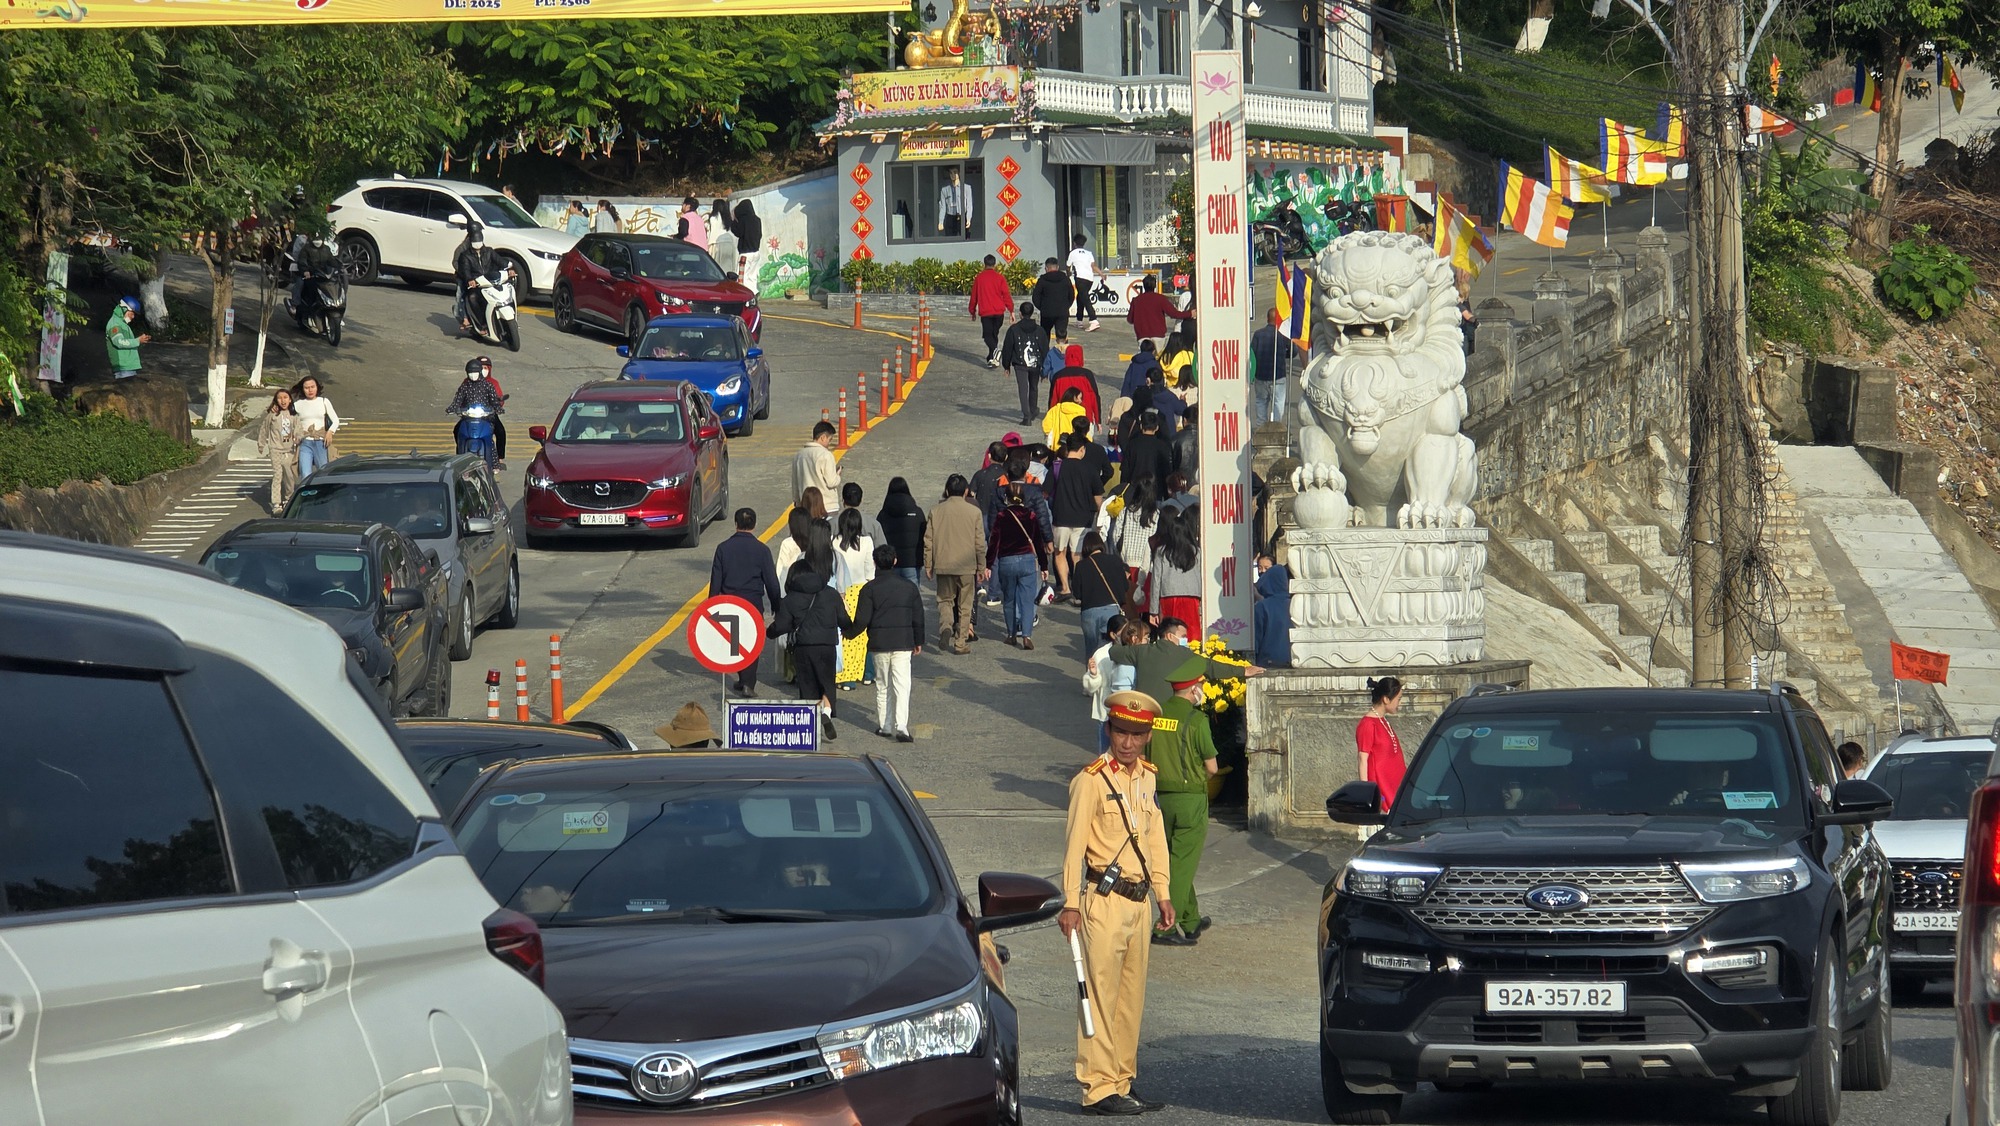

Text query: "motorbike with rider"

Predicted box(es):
[286, 227, 348, 346]
[455, 224, 520, 350]
[446, 358, 506, 470]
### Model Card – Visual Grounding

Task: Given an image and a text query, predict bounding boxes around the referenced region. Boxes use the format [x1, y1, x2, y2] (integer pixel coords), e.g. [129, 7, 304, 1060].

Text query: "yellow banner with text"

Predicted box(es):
[2, 0, 901, 28]
[849, 67, 1021, 119]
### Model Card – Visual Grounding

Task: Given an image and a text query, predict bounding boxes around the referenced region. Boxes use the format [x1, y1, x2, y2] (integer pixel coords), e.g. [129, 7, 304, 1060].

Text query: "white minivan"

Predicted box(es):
[0, 532, 570, 1126]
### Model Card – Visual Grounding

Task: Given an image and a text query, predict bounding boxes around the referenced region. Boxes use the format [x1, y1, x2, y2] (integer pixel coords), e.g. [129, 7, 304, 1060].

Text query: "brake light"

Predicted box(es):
[484, 907, 546, 988]
[326, 202, 341, 214]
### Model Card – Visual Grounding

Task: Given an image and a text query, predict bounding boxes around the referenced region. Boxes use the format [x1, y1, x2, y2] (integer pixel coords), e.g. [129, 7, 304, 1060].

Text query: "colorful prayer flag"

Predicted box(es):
[1743, 105, 1796, 137]
[1768, 54, 1782, 99]
[1652, 102, 1686, 158]
[1433, 198, 1495, 281]
[1942, 55, 1965, 113]
[1498, 162, 1573, 249]
[1545, 144, 1616, 204]
[1853, 64, 1879, 113]
[1601, 118, 1669, 185]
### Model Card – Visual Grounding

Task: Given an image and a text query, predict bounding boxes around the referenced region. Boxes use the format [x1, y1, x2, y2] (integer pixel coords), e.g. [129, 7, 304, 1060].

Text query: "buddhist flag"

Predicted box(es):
[1744, 105, 1797, 137]
[1434, 197, 1495, 280]
[1942, 55, 1965, 113]
[1601, 118, 1669, 185]
[1652, 102, 1686, 158]
[1274, 258, 1313, 348]
[1853, 64, 1880, 112]
[1545, 144, 1616, 203]
[1498, 162, 1573, 249]
[1890, 641, 1950, 685]
[1768, 54, 1782, 99]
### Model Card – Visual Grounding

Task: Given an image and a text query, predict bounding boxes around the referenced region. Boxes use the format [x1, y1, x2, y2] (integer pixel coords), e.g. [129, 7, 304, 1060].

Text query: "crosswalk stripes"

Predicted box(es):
[130, 462, 274, 558]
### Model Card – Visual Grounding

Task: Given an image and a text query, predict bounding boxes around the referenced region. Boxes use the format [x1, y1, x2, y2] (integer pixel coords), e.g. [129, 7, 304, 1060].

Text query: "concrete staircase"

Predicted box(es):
[1504, 532, 1691, 687]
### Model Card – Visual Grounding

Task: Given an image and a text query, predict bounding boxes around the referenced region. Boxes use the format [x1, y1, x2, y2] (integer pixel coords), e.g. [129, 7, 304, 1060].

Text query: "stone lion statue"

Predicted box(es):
[1291, 230, 1478, 529]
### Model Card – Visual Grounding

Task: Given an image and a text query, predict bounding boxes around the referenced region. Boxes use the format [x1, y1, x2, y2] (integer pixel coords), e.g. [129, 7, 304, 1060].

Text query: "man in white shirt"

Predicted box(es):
[790, 420, 841, 504]
[1066, 234, 1102, 332]
[938, 168, 975, 238]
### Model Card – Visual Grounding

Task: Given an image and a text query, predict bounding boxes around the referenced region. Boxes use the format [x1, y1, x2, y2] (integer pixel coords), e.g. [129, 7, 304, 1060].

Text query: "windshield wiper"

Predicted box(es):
[586, 905, 845, 924]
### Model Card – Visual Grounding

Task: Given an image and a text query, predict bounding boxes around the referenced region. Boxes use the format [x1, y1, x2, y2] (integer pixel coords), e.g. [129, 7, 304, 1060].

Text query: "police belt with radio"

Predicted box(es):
[1085, 771, 1156, 903]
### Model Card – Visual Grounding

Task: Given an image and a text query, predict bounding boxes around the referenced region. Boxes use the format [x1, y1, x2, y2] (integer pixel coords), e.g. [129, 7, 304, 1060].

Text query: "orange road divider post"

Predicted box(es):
[852, 281, 863, 330]
[880, 364, 892, 414]
[837, 388, 849, 448]
[856, 372, 869, 429]
[514, 659, 530, 722]
[548, 634, 566, 723]
[911, 338, 923, 378]
[486, 668, 501, 719]
[893, 348, 904, 398]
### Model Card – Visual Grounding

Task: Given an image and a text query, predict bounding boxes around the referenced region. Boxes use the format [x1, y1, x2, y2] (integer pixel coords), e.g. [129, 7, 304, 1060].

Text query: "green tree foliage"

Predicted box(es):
[444, 16, 884, 175]
[1745, 141, 1887, 351]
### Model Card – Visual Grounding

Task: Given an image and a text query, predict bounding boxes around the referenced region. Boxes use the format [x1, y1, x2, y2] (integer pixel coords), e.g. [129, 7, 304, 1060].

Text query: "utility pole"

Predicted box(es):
[1678, 0, 1757, 687]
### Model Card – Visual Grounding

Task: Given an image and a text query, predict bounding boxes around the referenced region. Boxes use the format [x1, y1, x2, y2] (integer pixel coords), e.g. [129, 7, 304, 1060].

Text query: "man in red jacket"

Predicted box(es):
[1124, 274, 1192, 355]
[969, 254, 1015, 369]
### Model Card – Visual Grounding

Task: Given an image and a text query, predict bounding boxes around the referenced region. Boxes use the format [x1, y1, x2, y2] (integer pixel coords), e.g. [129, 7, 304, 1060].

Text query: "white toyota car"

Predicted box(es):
[329, 176, 577, 297]
[1865, 731, 1990, 999]
[0, 532, 571, 1126]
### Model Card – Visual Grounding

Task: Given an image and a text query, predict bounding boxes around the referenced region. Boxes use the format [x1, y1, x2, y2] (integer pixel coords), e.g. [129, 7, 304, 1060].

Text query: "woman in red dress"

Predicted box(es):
[1356, 677, 1407, 810]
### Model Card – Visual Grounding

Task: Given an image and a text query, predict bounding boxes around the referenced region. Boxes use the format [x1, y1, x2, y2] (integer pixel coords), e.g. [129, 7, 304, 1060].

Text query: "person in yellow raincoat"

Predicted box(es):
[832, 509, 876, 688]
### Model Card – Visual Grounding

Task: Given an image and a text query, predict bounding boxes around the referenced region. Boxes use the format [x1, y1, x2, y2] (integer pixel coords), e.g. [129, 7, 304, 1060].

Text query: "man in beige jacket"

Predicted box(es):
[789, 420, 840, 505]
[922, 474, 987, 654]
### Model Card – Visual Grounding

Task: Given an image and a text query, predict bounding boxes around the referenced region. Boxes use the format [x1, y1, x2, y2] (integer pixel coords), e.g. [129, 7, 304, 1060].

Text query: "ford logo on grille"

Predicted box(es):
[1918, 870, 1951, 885]
[1524, 883, 1591, 913]
[632, 1052, 699, 1104]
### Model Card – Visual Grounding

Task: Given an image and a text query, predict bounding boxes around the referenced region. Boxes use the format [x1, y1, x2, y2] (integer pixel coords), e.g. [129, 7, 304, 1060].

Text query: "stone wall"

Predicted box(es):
[1462, 228, 1690, 512]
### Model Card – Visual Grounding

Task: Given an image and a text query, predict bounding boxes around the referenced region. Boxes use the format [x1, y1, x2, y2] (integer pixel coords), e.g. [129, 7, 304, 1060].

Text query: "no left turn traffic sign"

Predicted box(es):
[687, 595, 766, 675]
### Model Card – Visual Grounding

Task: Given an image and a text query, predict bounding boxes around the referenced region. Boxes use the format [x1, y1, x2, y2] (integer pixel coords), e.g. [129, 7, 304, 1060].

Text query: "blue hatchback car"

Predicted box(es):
[617, 313, 771, 436]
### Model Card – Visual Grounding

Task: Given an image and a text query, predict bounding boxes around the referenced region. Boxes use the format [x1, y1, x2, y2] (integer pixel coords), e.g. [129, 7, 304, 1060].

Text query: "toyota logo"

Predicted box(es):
[631, 1052, 699, 1104]
[593, 482, 611, 496]
[1523, 883, 1591, 913]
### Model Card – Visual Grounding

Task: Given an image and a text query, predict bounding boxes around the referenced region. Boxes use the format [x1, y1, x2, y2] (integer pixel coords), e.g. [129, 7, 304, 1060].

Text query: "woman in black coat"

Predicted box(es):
[875, 476, 927, 584]
[771, 561, 852, 740]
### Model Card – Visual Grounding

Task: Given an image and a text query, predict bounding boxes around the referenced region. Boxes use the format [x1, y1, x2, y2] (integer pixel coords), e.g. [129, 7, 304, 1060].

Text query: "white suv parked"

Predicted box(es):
[329, 176, 577, 297]
[0, 532, 570, 1126]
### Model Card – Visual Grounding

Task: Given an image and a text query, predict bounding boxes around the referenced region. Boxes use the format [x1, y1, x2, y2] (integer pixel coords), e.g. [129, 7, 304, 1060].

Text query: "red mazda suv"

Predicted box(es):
[522, 381, 728, 548]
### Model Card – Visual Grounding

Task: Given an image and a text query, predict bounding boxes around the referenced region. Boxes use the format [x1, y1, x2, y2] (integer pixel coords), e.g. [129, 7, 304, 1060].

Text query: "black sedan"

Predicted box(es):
[201, 519, 450, 716]
[395, 716, 637, 811]
[449, 751, 1061, 1125]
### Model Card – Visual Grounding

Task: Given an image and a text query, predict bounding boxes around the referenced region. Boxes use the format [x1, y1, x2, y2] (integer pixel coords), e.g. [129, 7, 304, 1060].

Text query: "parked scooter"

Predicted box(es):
[466, 267, 520, 353]
[453, 402, 499, 469]
[287, 262, 348, 347]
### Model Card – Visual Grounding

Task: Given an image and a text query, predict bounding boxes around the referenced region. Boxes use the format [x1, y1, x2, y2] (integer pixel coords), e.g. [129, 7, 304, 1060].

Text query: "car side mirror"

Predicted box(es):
[974, 872, 1063, 932]
[745, 347, 763, 359]
[528, 425, 548, 443]
[1823, 778, 1894, 825]
[725, 271, 740, 281]
[447, 213, 468, 227]
[1327, 780, 1387, 825]
[463, 516, 496, 536]
[616, 345, 630, 358]
[384, 587, 424, 613]
[698, 422, 722, 442]
[609, 267, 631, 281]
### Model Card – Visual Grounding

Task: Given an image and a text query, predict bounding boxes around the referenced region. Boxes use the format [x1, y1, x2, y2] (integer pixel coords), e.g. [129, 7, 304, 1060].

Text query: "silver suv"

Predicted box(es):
[0, 532, 569, 1126]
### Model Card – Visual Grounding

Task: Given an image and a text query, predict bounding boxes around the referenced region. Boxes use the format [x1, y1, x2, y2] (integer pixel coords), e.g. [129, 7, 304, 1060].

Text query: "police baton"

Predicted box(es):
[1068, 927, 1096, 1038]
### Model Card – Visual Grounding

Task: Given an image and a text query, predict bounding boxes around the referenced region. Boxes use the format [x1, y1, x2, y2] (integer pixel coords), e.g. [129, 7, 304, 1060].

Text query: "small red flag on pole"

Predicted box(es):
[1890, 641, 1950, 685]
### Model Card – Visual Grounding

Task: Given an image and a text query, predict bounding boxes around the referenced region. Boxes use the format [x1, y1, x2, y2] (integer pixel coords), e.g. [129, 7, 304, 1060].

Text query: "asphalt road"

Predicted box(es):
[140, 262, 1958, 1126]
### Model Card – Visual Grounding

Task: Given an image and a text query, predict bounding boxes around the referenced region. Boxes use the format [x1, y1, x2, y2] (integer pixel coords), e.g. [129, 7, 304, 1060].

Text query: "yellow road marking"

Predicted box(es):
[762, 311, 913, 343]
[912, 791, 937, 799]
[566, 346, 934, 719]
[1502, 267, 1529, 276]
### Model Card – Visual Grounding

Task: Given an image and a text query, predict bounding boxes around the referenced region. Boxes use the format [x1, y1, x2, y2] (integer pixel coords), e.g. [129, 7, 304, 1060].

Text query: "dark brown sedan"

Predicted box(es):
[451, 751, 1061, 1124]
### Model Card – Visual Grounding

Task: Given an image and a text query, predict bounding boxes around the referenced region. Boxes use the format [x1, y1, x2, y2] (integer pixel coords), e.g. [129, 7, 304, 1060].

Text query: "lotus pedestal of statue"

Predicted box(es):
[1282, 229, 1490, 668]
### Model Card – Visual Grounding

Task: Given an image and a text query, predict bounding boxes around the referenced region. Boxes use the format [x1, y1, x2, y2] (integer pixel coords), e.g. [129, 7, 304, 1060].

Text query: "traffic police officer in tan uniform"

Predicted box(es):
[1058, 689, 1174, 1116]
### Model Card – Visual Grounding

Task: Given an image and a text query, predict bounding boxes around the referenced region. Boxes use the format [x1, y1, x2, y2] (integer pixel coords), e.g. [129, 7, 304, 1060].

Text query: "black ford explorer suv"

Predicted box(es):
[1319, 685, 1895, 1126]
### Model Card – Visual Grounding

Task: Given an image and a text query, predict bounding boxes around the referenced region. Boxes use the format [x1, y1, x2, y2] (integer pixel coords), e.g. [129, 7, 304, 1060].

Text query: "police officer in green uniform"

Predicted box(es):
[1147, 652, 1219, 946]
